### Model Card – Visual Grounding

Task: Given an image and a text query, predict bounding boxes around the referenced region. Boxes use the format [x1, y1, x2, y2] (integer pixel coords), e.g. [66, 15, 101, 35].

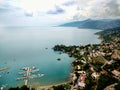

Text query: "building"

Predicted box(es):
[77, 74, 86, 89]
[112, 70, 120, 77]
[91, 72, 100, 79]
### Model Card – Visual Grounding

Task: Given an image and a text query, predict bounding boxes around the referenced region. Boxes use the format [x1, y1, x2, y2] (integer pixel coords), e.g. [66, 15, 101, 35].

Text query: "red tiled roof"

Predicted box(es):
[81, 75, 85, 83]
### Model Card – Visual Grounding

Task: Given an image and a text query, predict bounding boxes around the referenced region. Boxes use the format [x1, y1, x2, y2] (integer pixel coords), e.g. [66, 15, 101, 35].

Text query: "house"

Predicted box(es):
[77, 71, 86, 74]
[91, 72, 100, 79]
[112, 70, 120, 77]
[81, 60, 86, 64]
[77, 74, 86, 89]
[77, 65, 81, 70]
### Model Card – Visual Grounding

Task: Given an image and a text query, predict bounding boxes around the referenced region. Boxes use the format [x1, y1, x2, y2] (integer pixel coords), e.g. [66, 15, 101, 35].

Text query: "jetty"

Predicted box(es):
[17, 66, 44, 86]
[0, 67, 9, 71]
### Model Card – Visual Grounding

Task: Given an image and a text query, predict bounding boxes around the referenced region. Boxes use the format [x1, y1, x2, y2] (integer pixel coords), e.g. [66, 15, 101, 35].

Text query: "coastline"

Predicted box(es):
[51, 28, 120, 90]
[7, 27, 120, 90]
[31, 81, 70, 89]
[31, 31, 102, 89]
[1, 27, 101, 89]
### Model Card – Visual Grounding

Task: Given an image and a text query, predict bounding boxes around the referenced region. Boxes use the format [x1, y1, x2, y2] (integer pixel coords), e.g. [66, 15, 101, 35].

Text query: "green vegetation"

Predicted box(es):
[52, 84, 71, 90]
[96, 27, 120, 43]
[115, 81, 120, 90]
[85, 74, 96, 90]
[52, 27, 120, 90]
[97, 74, 118, 90]
[9, 85, 35, 90]
[92, 56, 105, 64]
[104, 61, 120, 71]
[90, 56, 105, 72]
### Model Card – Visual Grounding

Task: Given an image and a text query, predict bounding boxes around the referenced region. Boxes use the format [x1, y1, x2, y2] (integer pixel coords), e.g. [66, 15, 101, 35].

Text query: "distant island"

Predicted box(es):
[60, 19, 120, 30]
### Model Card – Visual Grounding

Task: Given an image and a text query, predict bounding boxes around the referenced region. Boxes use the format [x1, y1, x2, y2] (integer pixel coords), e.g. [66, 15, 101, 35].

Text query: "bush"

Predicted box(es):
[97, 74, 118, 90]
[9, 85, 35, 90]
[115, 81, 120, 90]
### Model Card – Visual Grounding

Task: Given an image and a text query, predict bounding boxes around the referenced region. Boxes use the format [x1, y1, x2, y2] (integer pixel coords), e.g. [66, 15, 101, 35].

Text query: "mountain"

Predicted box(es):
[60, 19, 120, 30]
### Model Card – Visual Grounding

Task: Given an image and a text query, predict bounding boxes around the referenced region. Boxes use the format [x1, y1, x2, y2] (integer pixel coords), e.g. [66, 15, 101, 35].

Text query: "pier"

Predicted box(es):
[0, 67, 9, 71]
[17, 66, 44, 86]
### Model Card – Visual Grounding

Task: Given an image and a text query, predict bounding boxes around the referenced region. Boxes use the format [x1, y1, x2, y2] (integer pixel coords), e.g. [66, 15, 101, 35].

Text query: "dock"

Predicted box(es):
[0, 67, 9, 71]
[17, 66, 44, 86]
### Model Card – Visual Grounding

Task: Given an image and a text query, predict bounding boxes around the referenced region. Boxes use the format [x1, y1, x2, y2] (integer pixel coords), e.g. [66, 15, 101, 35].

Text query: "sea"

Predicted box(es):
[0, 26, 101, 89]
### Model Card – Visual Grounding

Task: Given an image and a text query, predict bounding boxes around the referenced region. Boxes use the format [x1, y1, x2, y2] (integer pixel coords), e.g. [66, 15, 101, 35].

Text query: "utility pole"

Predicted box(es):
[17, 66, 44, 86]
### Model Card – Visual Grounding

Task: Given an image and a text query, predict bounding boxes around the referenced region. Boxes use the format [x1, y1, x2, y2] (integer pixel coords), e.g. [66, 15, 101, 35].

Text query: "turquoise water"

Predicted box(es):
[0, 27, 101, 88]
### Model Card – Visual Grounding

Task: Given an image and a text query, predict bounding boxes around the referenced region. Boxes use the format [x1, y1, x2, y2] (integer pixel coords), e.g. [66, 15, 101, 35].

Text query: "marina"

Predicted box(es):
[17, 66, 44, 86]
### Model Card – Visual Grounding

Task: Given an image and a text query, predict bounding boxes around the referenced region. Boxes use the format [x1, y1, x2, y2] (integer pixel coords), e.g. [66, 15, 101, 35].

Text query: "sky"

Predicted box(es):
[0, 0, 120, 26]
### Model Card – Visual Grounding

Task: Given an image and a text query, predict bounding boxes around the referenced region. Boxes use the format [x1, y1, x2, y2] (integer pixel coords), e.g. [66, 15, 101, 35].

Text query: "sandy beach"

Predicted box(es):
[31, 81, 69, 90]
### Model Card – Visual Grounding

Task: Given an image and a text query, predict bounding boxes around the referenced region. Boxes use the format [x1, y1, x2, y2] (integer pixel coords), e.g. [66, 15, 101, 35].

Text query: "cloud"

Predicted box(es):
[24, 12, 33, 17]
[17, 0, 71, 13]
[0, 0, 120, 27]
[62, 0, 76, 6]
[0, 7, 10, 13]
[74, 0, 120, 20]
[47, 6, 65, 15]
[0, 0, 21, 14]
[104, 0, 120, 16]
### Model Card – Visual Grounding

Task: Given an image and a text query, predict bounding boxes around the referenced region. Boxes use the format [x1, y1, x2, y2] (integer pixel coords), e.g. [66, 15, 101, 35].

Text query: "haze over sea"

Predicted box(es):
[0, 26, 101, 88]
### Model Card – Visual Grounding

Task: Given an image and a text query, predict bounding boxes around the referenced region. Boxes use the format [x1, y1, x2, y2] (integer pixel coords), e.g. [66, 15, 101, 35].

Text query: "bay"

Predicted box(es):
[0, 27, 101, 88]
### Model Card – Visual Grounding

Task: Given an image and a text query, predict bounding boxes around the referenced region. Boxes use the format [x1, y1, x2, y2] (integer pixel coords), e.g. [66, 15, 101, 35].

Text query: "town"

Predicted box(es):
[1, 28, 120, 90]
[52, 28, 120, 90]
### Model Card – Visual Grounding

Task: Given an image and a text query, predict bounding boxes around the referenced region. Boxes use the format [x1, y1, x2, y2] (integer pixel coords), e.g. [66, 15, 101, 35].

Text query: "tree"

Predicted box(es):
[115, 81, 120, 90]
[9, 85, 35, 90]
[97, 74, 117, 90]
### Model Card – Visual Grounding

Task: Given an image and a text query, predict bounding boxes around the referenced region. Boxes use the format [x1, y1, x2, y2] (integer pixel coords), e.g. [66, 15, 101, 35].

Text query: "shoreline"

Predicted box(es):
[31, 81, 70, 89]
[51, 28, 120, 90]
[32, 33, 103, 90]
